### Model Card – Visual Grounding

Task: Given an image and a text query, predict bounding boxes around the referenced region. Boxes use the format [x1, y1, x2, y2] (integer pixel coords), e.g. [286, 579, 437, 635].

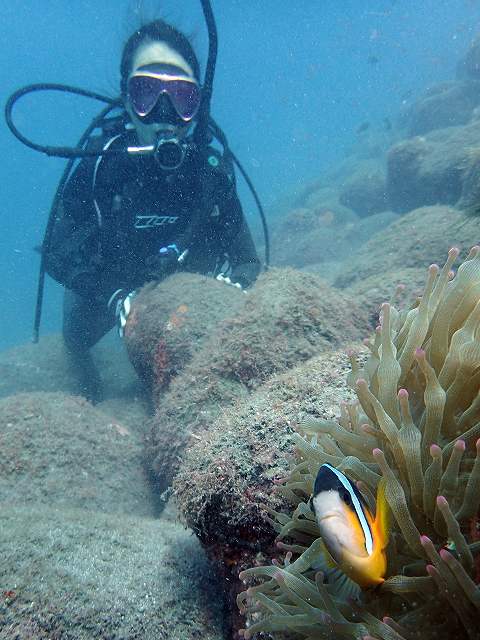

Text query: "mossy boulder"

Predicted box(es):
[339, 160, 388, 218]
[334, 205, 477, 289]
[0, 334, 142, 402]
[147, 268, 370, 495]
[386, 120, 480, 213]
[0, 391, 153, 517]
[405, 80, 480, 136]
[173, 348, 359, 635]
[123, 272, 244, 400]
[0, 505, 224, 640]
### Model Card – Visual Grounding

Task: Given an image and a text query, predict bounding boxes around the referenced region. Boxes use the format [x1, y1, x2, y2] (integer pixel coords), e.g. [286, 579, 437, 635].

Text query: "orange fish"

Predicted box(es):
[311, 463, 389, 589]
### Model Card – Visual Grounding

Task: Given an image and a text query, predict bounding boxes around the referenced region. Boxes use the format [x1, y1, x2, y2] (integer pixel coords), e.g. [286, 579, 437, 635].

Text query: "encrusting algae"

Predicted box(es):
[237, 247, 480, 640]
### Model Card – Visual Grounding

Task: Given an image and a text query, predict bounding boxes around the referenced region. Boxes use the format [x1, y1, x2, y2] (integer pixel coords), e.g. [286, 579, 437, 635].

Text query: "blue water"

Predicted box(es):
[1, 0, 479, 350]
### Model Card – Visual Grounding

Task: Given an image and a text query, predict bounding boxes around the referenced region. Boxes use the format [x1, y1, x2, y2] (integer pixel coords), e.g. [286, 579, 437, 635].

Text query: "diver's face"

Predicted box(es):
[126, 40, 197, 145]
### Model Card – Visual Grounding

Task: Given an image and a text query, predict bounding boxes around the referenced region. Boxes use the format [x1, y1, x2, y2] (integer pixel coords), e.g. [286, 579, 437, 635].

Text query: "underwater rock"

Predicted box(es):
[339, 160, 389, 218]
[173, 348, 358, 635]
[300, 260, 344, 284]
[271, 163, 395, 269]
[340, 209, 398, 249]
[299, 211, 399, 285]
[386, 120, 480, 213]
[458, 149, 480, 211]
[345, 266, 428, 326]
[0, 391, 154, 517]
[271, 205, 396, 272]
[406, 80, 480, 137]
[302, 186, 358, 226]
[237, 248, 480, 640]
[0, 504, 224, 640]
[147, 268, 370, 496]
[123, 272, 244, 400]
[457, 35, 480, 81]
[0, 333, 142, 402]
[270, 201, 358, 269]
[334, 205, 478, 289]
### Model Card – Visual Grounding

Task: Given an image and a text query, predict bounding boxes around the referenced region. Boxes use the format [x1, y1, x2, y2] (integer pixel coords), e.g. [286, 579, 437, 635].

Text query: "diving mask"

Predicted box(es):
[127, 63, 201, 123]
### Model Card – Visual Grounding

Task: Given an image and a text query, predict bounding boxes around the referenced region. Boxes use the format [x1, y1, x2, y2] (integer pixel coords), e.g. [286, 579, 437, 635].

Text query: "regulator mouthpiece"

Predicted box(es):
[155, 135, 186, 170]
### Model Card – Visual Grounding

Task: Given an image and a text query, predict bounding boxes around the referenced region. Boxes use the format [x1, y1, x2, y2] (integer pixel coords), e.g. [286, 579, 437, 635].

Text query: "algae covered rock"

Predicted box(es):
[0, 391, 153, 517]
[334, 205, 478, 289]
[147, 268, 370, 494]
[270, 189, 358, 269]
[0, 505, 224, 640]
[345, 266, 430, 325]
[457, 147, 480, 210]
[123, 272, 244, 398]
[173, 348, 358, 636]
[0, 334, 141, 401]
[339, 160, 388, 217]
[405, 80, 480, 136]
[386, 119, 480, 213]
[174, 348, 357, 549]
[457, 35, 480, 80]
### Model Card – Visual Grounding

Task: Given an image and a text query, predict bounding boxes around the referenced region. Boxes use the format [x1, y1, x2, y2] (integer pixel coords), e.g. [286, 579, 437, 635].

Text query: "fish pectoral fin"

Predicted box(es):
[311, 540, 361, 602]
[311, 539, 338, 573]
[321, 566, 362, 602]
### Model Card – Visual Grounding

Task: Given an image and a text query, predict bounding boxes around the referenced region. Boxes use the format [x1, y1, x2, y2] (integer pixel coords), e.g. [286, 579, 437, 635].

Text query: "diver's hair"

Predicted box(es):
[120, 19, 200, 96]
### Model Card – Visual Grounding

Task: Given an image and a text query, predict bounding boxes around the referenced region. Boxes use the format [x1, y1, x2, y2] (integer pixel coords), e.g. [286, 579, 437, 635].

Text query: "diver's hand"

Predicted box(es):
[145, 244, 186, 281]
[216, 273, 243, 290]
[107, 289, 136, 337]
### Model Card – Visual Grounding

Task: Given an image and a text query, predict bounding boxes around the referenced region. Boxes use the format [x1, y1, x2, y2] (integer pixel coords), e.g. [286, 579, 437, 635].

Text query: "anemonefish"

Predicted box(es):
[311, 463, 389, 589]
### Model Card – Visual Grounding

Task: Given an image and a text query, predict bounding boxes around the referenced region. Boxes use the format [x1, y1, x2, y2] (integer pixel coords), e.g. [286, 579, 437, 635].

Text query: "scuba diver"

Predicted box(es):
[5, 5, 269, 403]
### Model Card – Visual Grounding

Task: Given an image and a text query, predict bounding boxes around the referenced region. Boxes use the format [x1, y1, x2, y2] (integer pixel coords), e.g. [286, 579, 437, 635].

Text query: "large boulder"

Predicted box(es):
[0, 334, 142, 402]
[147, 268, 370, 495]
[339, 160, 388, 217]
[270, 194, 358, 269]
[173, 348, 359, 635]
[0, 391, 154, 516]
[339, 209, 398, 249]
[123, 273, 244, 400]
[0, 505, 224, 640]
[273, 207, 398, 275]
[386, 120, 480, 213]
[457, 35, 480, 80]
[344, 267, 429, 326]
[334, 205, 478, 289]
[174, 348, 358, 547]
[405, 80, 480, 136]
[457, 146, 480, 210]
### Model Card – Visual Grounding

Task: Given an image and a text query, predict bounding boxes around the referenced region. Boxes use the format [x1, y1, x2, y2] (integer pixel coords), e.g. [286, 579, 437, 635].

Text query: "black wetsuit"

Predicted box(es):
[44, 129, 260, 400]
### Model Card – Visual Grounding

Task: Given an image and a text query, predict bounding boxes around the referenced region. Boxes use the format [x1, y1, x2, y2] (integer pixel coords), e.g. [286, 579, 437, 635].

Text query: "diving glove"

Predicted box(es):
[145, 244, 188, 281]
[107, 289, 136, 337]
[216, 273, 243, 290]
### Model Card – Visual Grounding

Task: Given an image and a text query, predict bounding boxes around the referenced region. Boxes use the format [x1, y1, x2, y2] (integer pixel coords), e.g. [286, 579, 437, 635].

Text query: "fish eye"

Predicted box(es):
[341, 491, 352, 504]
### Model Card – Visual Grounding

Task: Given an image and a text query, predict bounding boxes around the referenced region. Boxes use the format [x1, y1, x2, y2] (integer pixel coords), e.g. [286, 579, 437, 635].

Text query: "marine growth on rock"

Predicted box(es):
[238, 247, 480, 640]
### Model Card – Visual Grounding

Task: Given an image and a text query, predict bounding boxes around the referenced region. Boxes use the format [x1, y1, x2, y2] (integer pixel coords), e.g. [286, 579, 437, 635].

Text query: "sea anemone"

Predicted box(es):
[237, 247, 480, 640]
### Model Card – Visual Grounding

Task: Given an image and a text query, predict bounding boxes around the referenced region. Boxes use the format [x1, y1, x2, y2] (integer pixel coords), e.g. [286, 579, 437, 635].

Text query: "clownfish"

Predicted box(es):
[311, 463, 389, 590]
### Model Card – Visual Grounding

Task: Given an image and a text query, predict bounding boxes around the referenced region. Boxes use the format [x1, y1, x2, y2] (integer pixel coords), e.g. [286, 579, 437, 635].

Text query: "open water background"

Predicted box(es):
[1, 0, 479, 349]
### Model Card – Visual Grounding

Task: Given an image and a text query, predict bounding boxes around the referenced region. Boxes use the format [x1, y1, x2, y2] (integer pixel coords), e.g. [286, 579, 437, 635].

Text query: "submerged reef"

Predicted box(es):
[334, 205, 478, 289]
[147, 268, 370, 495]
[238, 248, 480, 639]
[124, 273, 244, 399]
[173, 348, 358, 635]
